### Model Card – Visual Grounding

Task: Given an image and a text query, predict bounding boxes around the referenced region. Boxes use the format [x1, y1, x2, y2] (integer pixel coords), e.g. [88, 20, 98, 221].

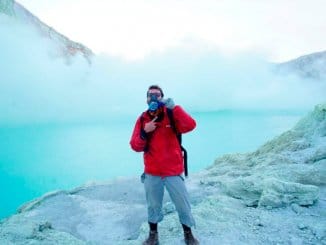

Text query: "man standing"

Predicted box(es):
[130, 85, 199, 245]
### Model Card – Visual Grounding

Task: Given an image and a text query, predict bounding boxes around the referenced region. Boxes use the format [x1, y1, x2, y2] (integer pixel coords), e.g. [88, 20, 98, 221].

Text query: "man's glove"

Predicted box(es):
[162, 98, 175, 109]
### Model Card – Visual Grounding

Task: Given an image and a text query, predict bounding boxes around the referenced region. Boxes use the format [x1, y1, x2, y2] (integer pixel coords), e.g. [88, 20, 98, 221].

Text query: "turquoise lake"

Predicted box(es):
[0, 110, 305, 219]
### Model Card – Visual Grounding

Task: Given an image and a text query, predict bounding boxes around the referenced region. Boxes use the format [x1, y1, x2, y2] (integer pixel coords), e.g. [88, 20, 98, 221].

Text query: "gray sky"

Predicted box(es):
[17, 0, 326, 61]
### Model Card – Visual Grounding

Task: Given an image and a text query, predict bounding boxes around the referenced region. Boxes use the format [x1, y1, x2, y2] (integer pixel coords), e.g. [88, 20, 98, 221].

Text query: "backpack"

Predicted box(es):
[140, 108, 189, 177]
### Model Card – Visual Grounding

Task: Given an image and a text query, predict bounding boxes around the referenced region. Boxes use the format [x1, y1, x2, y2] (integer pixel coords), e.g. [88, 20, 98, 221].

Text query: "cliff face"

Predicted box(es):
[0, 0, 93, 63]
[0, 104, 325, 244]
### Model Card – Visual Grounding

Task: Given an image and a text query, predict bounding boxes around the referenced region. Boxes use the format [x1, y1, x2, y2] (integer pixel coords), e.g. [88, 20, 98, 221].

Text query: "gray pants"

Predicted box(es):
[142, 173, 196, 228]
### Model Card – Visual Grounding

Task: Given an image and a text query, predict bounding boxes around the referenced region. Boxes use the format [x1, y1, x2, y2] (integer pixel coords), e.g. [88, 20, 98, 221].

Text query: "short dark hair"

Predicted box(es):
[147, 85, 164, 97]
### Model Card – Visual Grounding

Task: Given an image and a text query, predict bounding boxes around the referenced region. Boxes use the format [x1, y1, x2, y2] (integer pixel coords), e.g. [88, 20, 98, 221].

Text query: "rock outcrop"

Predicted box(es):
[201, 104, 326, 208]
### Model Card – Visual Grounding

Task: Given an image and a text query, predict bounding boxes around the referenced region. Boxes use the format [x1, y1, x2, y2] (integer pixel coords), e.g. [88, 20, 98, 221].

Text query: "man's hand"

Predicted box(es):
[144, 116, 158, 133]
[162, 98, 175, 109]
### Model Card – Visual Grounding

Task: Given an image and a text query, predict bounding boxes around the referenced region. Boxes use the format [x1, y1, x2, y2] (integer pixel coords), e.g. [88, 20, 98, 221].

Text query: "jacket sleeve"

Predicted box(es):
[172, 105, 196, 134]
[130, 116, 148, 152]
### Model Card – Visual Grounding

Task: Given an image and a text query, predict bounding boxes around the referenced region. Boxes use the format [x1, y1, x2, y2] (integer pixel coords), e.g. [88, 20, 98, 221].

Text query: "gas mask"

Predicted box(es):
[148, 94, 164, 112]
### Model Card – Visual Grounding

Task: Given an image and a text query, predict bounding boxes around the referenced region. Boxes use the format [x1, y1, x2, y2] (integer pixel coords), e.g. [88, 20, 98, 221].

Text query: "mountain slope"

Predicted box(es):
[276, 50, 326, 80]
[0, 0, 93, 62]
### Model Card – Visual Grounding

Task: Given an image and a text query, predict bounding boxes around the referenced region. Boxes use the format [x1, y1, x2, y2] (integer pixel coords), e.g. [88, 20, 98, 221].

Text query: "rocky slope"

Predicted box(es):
[0, 0, 93, 63]
[0, 104, 325, 244]
[276, 50, 326, 80]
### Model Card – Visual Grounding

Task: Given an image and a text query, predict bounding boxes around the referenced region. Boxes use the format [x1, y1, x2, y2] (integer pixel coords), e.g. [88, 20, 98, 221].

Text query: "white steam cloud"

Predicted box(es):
[1, 15, 325, 125]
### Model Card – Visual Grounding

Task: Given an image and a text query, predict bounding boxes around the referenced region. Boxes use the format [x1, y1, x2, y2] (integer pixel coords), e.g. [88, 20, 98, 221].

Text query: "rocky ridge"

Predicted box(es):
[276, 50, 326, 80]
[0, 0, 93, 63]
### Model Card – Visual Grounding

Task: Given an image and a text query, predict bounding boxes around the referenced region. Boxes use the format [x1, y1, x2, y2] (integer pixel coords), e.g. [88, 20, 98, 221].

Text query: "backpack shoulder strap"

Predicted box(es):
[166, 108, 188, 177]
[167, 108, 181, 142]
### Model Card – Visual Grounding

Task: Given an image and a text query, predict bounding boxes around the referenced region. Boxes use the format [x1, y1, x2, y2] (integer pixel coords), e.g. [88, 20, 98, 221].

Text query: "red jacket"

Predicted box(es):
[130, 105, 196, 177]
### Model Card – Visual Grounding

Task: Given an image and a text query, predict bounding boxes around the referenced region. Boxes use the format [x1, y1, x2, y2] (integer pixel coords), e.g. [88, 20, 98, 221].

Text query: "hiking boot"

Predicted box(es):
[184, 230, 199, 245]
[143, 231, 159, 245]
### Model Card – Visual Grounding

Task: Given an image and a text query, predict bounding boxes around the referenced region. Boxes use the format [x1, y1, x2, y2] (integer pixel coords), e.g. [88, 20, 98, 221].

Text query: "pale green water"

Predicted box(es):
[0, 110, 304, 219]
